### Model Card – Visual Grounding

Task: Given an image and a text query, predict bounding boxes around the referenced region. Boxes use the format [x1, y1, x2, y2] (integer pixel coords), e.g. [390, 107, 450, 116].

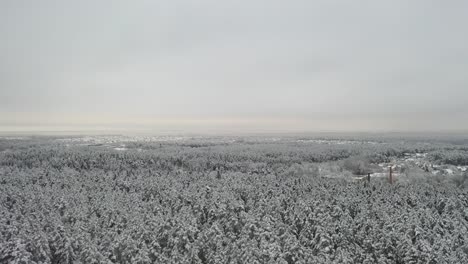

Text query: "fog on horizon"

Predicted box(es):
[1, 0, 468, 133]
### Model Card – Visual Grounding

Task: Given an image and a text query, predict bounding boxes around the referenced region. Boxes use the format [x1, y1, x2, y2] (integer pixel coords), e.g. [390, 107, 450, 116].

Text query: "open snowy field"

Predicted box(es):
[1, 134, 468, 263]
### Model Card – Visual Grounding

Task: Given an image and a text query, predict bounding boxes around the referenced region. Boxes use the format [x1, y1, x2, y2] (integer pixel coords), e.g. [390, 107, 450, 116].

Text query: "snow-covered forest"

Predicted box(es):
[1, 135, 468, 263]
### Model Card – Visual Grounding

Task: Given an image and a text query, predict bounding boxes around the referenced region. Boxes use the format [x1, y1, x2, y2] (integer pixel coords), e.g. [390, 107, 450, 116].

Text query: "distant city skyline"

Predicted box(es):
[1, 0, 468, 133]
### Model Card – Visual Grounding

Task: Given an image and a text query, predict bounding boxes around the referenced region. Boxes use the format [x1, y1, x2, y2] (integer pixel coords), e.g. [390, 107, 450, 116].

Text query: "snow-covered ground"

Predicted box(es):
[56, 135, 193, 145]
[296, 139, 383, 145]
[114, 147, 127, 151]
[0, 136, 30, 140]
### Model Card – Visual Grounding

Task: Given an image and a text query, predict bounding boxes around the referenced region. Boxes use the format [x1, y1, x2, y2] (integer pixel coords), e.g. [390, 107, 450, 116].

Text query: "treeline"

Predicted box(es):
[429, 149, 468, 166]
[0, 138, 445, 175]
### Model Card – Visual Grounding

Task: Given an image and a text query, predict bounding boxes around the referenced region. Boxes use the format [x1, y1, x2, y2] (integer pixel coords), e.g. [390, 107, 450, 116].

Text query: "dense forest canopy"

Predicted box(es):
[1, 135, 468, 263]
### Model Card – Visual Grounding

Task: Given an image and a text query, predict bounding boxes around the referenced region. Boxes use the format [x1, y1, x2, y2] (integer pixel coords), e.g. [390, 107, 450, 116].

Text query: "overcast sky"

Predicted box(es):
[1, 0, 467, 133]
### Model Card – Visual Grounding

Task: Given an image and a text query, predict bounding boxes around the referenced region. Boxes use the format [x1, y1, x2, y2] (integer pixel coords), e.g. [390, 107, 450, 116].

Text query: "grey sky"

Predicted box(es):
[1, 0, 468, 133]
